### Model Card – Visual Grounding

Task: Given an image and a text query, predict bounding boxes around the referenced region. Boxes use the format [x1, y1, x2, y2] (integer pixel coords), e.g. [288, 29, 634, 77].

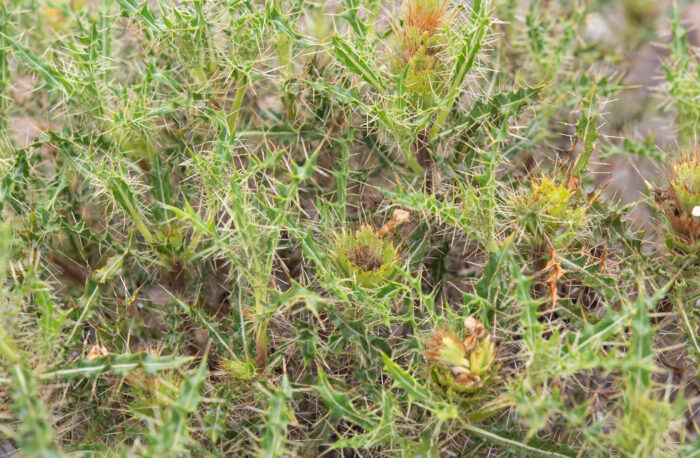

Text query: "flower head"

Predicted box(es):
[331, 225, 401, 288]
[391, 0, 450, 107]
[425, 317, 497, 393]
[514, 176, 586, 245]
[654, 153, 700, 257]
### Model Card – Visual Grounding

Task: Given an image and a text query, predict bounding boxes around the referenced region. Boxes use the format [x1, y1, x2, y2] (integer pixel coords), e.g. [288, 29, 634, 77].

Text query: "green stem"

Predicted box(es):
[277, 33, 296, 122]
[404, 149, 425, 174]
[253, 286, 268, 371]
[227, 74, 248, 137]
[428, 92, 456, 142]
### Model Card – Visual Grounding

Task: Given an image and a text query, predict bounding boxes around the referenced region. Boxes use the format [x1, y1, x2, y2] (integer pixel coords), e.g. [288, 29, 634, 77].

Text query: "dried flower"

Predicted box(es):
[379, 208, 411, 235]
[425, 317, 497, 393]
[86, 345, 109, 360]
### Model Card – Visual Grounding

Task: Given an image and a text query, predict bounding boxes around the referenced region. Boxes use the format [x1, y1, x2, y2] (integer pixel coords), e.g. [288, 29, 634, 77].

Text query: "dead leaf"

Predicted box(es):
[86, 345, 109, 360]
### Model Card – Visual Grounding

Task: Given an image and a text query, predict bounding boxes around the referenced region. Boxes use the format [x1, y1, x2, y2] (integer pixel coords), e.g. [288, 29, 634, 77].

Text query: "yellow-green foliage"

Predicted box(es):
[2, 0, 700, 456]
[514, 176, 585, 245]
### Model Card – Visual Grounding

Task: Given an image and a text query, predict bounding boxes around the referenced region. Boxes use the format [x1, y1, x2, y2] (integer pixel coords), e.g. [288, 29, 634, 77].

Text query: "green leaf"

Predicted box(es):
[259, 377, 295, 457]
[341, 0, 369, 38]
[107, 176, 154, 244]
[175, 297, 236, 359]
[116, 0, 165, 34]
[381, 354, 463, 421]
[461, 424, 575, 457]
[0, 32, 72, 96]
[144, 356, 208, 456]
[43, 353, 192, 379]
[34, 287, 61, 351]
[10, 364, 64, 457]
[437, 86, 542, 141]
[429, 5, 491, 140]
[277, 281, 325, 319]
[237, 123, 325, 143]
[66, 246, 129, 343]
[381, 353, 432, 404]
[626, 284, 670, 389]
[315, 369, 379, 430]
[151, 154, 173, 223]
[331, 35, 386, 91]
[572, 83, 600, 177]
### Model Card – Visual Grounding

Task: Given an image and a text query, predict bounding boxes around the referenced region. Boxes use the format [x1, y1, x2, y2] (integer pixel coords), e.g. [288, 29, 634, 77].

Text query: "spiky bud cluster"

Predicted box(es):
[331, 225, 401, 288]
[514, 176, 586, 246]
[392, 0, 450, 107]
[425, 317, 497, 393]
[654, 153, 700, 258]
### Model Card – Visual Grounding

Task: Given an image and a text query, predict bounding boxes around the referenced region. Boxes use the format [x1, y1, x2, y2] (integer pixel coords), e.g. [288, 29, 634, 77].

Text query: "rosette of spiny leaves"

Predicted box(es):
[514, 175, 587, 247]
[425, 317, 497, 394]
[654, 152, 700, 260]
[391, 0, 450, 107]
[331, 225, 402, 288]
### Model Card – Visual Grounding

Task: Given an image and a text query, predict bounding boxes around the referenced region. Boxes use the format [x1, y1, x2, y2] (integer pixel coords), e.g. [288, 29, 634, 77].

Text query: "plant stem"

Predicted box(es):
[277, 33, 297, 122]
[404, 149, 425, 174]
[227, 74, 248, 137]
[253, 286, 267, 371]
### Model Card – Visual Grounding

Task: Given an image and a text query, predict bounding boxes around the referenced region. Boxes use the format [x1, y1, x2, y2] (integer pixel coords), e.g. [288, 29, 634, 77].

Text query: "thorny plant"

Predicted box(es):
[0, 0, 700, 456]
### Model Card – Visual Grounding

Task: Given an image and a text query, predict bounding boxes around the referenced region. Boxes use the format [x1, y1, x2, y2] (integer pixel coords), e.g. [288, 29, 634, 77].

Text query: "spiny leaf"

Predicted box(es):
[315, 369, 379, 430]
[429, 4, 491, 140]
[381, 353, 432, 404]
[150, 154, 173, 223]
[66, 245, 130, 343]
[10, 364, 64, 457]
[572, 82, 600, 177]
[331, 35, 386, 91]
[277, 281, 325, 319]
[626, 284, 670, 389]
[107, 176, 154, 244]
[0, 32, 72, 96]
[461, 424, 575, 457]
[260, 377, 295, 457]
[116, 0, 165, 34]
[437, 86, 542, 141]
[341, 0, 369, 38]
[29, 278, 62, 351]
[43, 353, 192, 379]
[144, 356, 208, 456]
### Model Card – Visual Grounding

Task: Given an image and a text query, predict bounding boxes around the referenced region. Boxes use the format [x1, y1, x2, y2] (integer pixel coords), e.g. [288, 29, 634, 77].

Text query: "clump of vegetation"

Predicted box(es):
[1, 0, 700, 455]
